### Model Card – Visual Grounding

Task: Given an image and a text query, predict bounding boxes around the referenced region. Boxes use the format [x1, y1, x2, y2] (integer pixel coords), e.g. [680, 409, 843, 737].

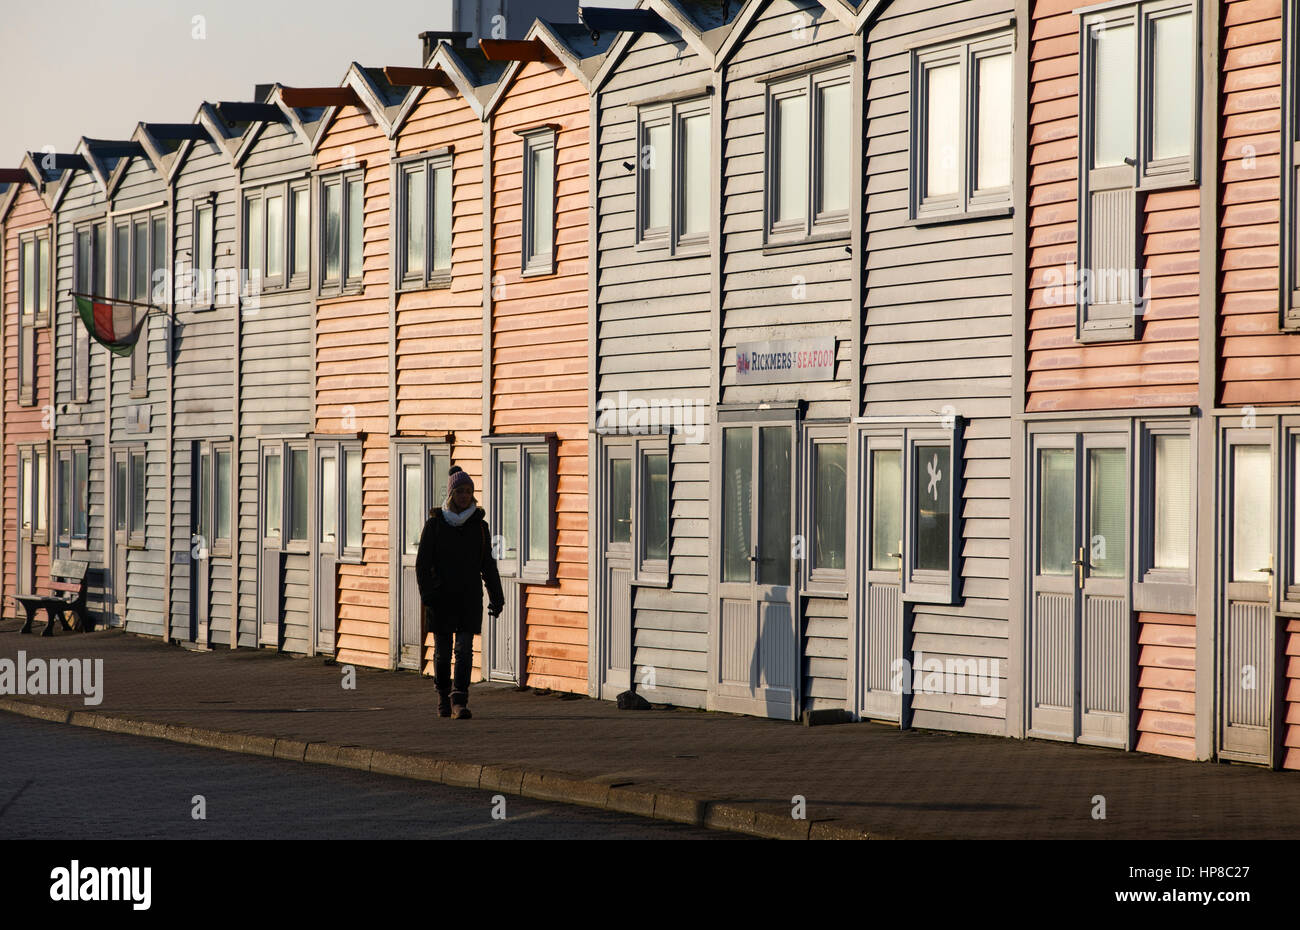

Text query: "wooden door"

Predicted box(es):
[859, 435, 904, 722]
[597, 441, 633, 700]
[1219, 433, 1275, 764]
[258, 444, 284, 648]
[715, 424, 797, 720]
[314, 444, 338, 656]
[1028, 431, 1131, 747]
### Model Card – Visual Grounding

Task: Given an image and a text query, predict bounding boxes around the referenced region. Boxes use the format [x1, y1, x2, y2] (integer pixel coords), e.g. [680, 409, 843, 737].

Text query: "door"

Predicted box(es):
[191, 444, 211, 645]
[1219, 432, 1275, 764]
[258, 444, 283, 647]
[597, 440, 633, 700]
[859, 435, 904, 722]
[1028, 430, 1131, 748]
[714, 423, 798, 720]
[314, 444, 338, 655]
[111, 449, 128, 626]
[482, 447, 522, 683]
[396, 443, 449, 670]
[16, 449, 36, 600]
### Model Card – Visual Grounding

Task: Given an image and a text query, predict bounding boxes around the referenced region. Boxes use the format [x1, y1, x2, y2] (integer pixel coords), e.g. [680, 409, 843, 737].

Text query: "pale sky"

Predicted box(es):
[0, 0, 631, 169]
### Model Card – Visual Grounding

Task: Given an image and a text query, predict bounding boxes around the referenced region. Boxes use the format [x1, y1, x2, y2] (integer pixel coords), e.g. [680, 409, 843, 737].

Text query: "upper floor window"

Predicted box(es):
[397, 151, 453, 288]
[319, 169, 364, 292]
[73, 221, 106, 402]
[910, 30, 1014, 220]
[245, 179, 309, 294]
[1283, 0, 1299, 324]
[521, 128, 556, 276]
[111, 209, 166, 397]
[637, 96, 711, 252]
[766, 67, 851, 242]
[17, 228, 50, 405]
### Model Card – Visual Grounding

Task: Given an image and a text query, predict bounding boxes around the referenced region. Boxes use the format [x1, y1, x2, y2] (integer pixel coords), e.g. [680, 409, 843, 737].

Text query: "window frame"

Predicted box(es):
[1132, 418, 1196, 612]
[394, 149, 455, 291]
[484, 433, 557, 584]
[1076, 0, 1200, 342]
[636, 96, 712, 254]
[633, 435, 671, 587]
[53, 442, 91, 552]
[190, 197, 216, 310]
[109, 206, 166, 399]
[17, 226, 52, 406]
[801, 426, 848, 595]
[18, 443, 49, 546]
[520, 128, 557, 277]
[908, 28, 1015, 222]
[192, 440, 233, 560]
[126, 446, 147, 549]
[764, 65, 853, 245]
[72, 218, 105, 402]
[1282, 0, 1299, 326]
[316, 168, 365, 296]
[284, 441, 310, 551]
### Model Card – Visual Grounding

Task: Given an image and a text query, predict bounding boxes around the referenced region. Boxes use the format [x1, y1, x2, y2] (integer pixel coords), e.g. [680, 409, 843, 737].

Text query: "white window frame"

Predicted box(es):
[193, 440, 233, 559]
[1132, 418, 1196, 612]
[316, 168, 364, 295]
[764, 66, 853, 244]
[1282, 0, 1299, 326]
[633, 435, 671, 586]
[54, 442, 90, 551]
[109, 208, 166, 399]
[395, 149, 454, 290]
[521, 128, 557, 277]
[903, 423, 962, 604]
[484, 433, 557, 584]
[909, 28, 1015, 221]
[636, 97, 712, 254]
[801, 426, 848, 595]
[72, 218, 105, 401]
[17, 227, 51, 407]
[127, 446, 147, 549]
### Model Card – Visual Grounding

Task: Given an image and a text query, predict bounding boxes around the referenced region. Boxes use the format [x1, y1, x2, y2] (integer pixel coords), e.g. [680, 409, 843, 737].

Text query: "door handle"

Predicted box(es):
[1072, 546, 1086, 589]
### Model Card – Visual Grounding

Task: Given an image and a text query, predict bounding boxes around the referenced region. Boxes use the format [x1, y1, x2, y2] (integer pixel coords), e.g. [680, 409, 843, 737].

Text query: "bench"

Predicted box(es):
[16, 559, 90, 636]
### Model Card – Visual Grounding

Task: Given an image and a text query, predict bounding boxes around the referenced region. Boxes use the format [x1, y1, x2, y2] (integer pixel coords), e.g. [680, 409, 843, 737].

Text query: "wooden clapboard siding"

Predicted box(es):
[596, 28, 714, 708]
[316, 105, 393, 670]
[1284, 616, 1300, 770]
[395, 82, 487, 676]
[170, 135, 238, 643]
[1025, 0, 1199, 411]
[1219, 0, 1288, 406]
[236, 117, 317, 651]
[1135, 611, 1197, 760]
[3, 184, 53, 618]
[864, 0, 1015, 733]
[721, 0, 854, 420]
[51, 168, 110, 623]
[491, 58, 590, 694]
[108, 155, 169, 638]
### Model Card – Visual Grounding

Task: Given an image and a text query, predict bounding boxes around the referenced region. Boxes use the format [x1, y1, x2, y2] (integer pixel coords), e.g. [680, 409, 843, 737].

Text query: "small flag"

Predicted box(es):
[73, 294, 149, 357]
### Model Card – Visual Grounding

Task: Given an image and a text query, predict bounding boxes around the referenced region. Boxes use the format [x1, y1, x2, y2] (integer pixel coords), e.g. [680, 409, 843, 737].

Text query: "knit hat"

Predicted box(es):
[447, 465, 474, 495]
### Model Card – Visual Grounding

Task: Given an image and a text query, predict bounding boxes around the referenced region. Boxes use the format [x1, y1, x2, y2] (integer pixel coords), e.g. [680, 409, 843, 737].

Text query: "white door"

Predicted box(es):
[597, 440, 633, 700]
[858, 435, 904, 721]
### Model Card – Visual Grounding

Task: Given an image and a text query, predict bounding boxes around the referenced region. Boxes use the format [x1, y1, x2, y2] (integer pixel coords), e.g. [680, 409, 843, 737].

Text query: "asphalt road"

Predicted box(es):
[0, 714, 743, 840]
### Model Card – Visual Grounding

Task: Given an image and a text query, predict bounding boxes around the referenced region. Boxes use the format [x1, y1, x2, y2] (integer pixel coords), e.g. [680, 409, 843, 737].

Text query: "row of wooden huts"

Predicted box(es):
[1, 0, 1297, 771]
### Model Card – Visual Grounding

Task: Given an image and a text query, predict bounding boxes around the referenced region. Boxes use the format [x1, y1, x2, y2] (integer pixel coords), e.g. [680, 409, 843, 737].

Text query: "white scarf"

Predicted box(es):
[442, 505, 476, 527]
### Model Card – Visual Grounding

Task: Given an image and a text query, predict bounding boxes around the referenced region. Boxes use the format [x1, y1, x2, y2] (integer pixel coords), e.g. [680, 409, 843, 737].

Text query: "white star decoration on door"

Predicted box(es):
[927, 454, 942, 501]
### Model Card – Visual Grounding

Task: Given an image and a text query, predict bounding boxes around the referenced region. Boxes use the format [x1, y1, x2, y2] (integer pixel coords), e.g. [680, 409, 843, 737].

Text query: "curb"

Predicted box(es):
[0, 697, 889, 840]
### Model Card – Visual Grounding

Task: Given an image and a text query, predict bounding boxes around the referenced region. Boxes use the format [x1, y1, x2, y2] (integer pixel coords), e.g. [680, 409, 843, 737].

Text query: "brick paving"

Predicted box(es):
[2, 620, 1298, 839]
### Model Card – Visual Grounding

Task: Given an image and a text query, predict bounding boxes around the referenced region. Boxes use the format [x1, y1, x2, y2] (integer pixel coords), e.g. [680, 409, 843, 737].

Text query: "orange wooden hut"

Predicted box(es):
[478, 21, 614, 691]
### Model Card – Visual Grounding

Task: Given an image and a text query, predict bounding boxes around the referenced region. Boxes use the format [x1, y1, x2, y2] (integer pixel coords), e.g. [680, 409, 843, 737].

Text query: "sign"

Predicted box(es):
[735, 338, 836, 384]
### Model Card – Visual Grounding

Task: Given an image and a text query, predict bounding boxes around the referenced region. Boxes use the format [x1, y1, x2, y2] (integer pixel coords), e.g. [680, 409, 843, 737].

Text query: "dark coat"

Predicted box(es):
[415, 506, 505, 635]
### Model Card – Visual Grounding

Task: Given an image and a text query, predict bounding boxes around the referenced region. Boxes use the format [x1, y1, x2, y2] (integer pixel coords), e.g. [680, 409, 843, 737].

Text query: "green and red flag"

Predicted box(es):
[72, 293, 150, 357]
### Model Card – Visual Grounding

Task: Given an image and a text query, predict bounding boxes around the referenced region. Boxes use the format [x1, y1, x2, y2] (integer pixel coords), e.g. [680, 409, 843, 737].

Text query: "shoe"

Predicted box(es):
[437, 694, 452, 718]
[451, 691, 471, 719]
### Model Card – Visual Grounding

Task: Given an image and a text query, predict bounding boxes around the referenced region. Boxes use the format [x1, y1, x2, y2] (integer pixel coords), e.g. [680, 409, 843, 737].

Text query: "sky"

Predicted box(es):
[0, 0, 631, 169]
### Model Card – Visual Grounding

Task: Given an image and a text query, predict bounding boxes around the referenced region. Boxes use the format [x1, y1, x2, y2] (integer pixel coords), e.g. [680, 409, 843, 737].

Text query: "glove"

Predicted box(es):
[488, 602, 504, 618]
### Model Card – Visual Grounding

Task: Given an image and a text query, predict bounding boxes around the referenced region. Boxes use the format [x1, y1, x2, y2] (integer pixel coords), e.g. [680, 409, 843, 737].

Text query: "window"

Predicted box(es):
[54, 445, 90, 550]
[803, 430, 847, 591]
[910, 29, 1014, 220]
[244, 180, 310, 295]
[261, 441, 309, 549]
[765, 67, 851, 242]
[193, 442, 232, 557]
[127, 448, 146, 547]
[111, 209, 165, 397]
[73, 221, 106, 401]
[192, 200, 214, 307]
[289, 446, 308, 543]
[18, 446, 48, 545]
[344, 443, 363, 557]
[1078, 1, 1199, 341]
[1134, 421, 1195, 610]
[862, 422, 962, 603]
[18, 228, 51, 405]
[637, 97, 711, 252]
[521, 129, 556, 275]
[1283, 0, 1299, 324]
[319, 170, 363, 292]
[606, 437, 671, 585]
[485, 434, 556, 582]
[397, 152, 453, 288]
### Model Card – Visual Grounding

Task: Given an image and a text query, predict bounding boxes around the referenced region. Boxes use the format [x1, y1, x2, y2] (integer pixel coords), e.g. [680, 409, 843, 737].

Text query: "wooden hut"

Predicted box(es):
[481, 20, 615, 691]
[388, 38, 507, 676]
[2, 159, 56, 624]
[307, 65, 413, 669]
[587, 0, 742, 708]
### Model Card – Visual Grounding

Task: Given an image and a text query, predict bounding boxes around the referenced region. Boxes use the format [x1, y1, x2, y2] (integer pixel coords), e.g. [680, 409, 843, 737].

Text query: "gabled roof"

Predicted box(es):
[391, 42, 507, 132]
[484, 18, 619, 118]
[311, 63, 417, 151]
[715, 0, 855, 68]
[233, 85, 327, 167]
[102, 135, 155, 200]
[46, 140, 115, 211]
[200, 100, 256, 166]
[592, 0, 743, 90]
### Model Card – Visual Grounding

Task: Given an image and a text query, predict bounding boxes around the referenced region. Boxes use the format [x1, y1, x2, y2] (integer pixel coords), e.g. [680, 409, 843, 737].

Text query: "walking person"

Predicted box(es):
[415, 466, 505, 719]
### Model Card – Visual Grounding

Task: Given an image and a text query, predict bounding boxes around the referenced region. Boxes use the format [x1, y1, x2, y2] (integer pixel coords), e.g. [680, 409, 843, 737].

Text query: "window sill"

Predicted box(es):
[908, 205, 1013, 227]
[762, 230, 851, 255]
[285, 541, 310, 555]
[1132, 579, 1195, 615]
[1077, 321, 1137, 344]
[634, 236, 670, 254]
[520, 261, 556, 279]
[1136, 175, 1197, 195]
[396, 275, 452, 294]
[317, 284, 365, 300]
[801, 583, 848, 599]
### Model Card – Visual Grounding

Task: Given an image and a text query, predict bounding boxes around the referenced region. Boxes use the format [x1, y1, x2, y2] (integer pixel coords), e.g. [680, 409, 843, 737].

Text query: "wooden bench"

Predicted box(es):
[16, 560, 90, 636]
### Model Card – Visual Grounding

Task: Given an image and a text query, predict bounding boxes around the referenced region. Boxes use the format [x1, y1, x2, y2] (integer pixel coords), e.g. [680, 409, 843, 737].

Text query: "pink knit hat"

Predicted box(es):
[447, 465, 474, 495]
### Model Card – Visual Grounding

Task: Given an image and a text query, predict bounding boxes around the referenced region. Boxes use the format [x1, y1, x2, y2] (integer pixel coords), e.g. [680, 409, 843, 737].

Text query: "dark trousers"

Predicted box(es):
[434, 631, 474, 698]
